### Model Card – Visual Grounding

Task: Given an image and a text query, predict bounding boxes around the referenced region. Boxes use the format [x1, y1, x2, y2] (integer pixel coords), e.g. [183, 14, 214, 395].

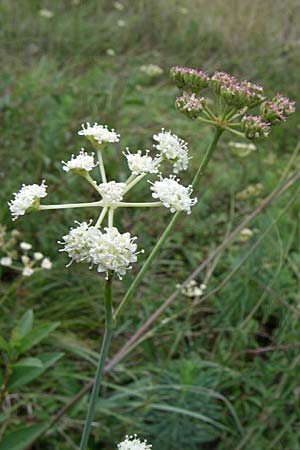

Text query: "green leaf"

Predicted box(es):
[0, 422, 49, 450]
[8, 352, 64, 390]
[0, 336, 10, 353]
[17, 322, 60, 354]
[14, 357, 43, 368]
[11, 310, 34, 342]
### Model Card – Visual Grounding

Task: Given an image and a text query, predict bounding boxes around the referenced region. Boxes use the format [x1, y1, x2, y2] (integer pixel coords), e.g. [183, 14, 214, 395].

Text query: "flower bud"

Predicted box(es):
[241, 115, 271, 139]
[260, 94, 295, 125]
[175, 93, 206, 119]
[170, 66, 210, 93]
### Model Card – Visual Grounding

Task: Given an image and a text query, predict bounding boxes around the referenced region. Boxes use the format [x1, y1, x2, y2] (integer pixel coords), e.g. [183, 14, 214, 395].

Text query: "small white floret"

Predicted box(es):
[150, 175, 197, 214]
[22, 267, 34, 277]
[62, 149, 97, 173]
[78, 123, 120, 145]
[59, 222, 101, 265]
[33, 252, 43, 260]
[20, 242, 32, 251]
[9, 181, 47, 220]
[125, 149, 160, 175]
[0, 256, 12, 267]
[41, 257, 52, 269]
[90, 227, 141, 279]
[118, 434, 152, 450]
[153, 129, 189, 173]
[98, 181, 126, 206]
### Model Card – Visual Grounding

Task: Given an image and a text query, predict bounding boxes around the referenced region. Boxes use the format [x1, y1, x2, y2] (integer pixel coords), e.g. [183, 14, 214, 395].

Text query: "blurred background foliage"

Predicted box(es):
[0, 0, 300, 449]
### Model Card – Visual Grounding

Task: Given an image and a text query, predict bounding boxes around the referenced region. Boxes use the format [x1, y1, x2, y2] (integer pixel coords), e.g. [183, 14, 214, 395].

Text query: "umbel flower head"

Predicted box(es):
[98, 181, 126, 206]
[171, 66, 295, 140]
[78, 123, 120, 145]
[170, 66, 210, 92]
[59, 221, 100, 265]
[153, 129, 189, 173]
[60, 222, 141, 279]
[9, 181, 47, 220]
[117, 434, 152, 450]
[9, 119, 198, 279]
[90, 227, 142, 279]
[241, 115, 271, 139]
[125, 149, 160, 175]
[260, 94, 296, 125]
[150, 175, 197, 214]
[62, 149, 97, 174]
[175, 93, 206, 119]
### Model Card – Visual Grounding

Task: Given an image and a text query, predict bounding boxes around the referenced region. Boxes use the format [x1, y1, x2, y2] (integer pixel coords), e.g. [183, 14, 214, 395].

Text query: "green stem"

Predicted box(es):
[116, 202, 162, 208]
[97, 150, 107, 183]
[39, 201, 102, 210]
[113, 128, 224, 321]
[79, 273, 113, 450]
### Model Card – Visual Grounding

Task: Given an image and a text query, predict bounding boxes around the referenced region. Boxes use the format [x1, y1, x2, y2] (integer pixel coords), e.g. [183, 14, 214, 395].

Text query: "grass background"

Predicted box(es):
[1, 0, 300, 448]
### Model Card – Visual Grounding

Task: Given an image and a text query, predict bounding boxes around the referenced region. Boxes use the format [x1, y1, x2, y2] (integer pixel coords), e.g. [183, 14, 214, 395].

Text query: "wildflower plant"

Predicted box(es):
[0, 226, 52, 277]
[7, 66, 295, 449]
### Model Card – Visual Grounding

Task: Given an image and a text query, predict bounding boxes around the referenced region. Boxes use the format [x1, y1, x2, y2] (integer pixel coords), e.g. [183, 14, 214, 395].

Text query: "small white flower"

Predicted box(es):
[39, 8, 54, 18]
[9, 181, 47, 220]
[22, 267, 34, 277]
[106, 48, 116, 56]
[117, 19, 126, 27]
[114, 1, 124, 10]
[62, 149, 97, 173]
[41, 257, 52, 269]
[0, 256, 12, 267]
[150, 175, 197, 214]
[125, 149, 160, 175]
[59, 222, 101, 265]
[21, 255, 30, 265]
[33, 252, 43, 260]
[20, 242, 32, 251]
[78, 123, 120, 145]
[153, 129, 189, 173]
[90, 227, 142, 279]
[140, 64, 163, 77]
[118, 434, 152, 450]
[98, 181, 126, 206]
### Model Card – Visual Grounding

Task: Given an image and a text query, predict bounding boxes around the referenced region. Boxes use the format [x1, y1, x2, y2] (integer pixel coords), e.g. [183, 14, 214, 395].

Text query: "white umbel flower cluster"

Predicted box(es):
[78, 123, 120, 145]
[9, 181, 47, 220]
[62, 149, 97, 173]
[150, 175, 197, 214]
[153, 129, 189, 173]
[90, 227, 141, 278]
[125, 149, 160, 175]
[117, 435, 152, 450]
[59, 222, 99, 265]
[60, 222, 141, 278]
[98, 181, 126, 206]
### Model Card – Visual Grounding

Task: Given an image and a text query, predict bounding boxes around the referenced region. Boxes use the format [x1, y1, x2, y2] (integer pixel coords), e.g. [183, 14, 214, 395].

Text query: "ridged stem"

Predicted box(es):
[79, 273, 113, 450]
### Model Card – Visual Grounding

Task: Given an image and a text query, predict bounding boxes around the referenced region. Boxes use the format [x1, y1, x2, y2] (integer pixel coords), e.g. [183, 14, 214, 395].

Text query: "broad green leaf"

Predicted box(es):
[0, 368, 3, 385]
[0, 422, 49, 450]
[11, 310, 34, 342]
[8, 352, 64, 390]
[14, 357, 43, 368]
[17, 322, 60, 354]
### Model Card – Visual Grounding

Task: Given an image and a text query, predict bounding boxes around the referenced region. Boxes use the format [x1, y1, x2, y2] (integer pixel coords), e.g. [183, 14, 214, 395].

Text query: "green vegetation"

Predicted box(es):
[1, 1, 300, 449]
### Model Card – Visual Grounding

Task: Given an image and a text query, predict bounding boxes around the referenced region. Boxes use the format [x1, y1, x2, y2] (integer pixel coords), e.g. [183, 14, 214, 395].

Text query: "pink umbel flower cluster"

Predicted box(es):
[212, 71, 265, 108]
[261, 94, 296, 124]
[170, 66, 210, 92]
[175, 93, 206, 118]
[171, 65, 295, 141]
[241, 115, 271, 139]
